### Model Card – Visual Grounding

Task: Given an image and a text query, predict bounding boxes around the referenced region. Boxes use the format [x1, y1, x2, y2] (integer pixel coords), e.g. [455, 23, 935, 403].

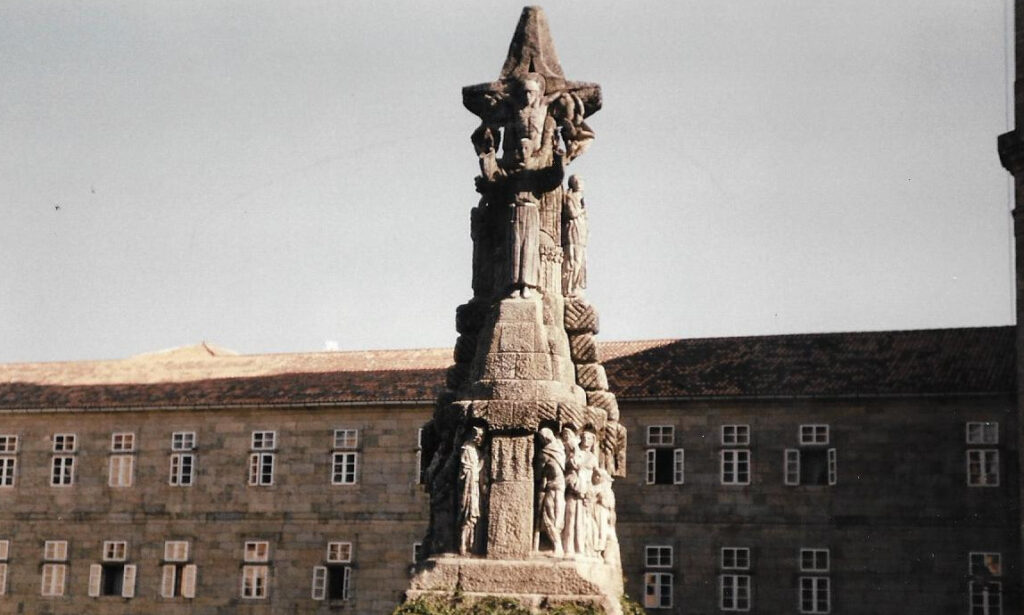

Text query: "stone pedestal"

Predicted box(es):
[409, 555, 623, 615]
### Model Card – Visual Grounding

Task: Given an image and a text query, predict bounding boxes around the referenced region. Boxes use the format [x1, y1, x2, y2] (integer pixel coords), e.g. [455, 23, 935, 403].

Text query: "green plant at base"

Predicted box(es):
[392, 595, 647, 615]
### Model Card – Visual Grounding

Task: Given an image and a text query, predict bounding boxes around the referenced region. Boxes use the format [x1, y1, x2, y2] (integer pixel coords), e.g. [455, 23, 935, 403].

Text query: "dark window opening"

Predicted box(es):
[653, 449, 674, 485]
[800, 449, 828, 486]
[102, 564, 125, 596]
[327, 565, 349, 600]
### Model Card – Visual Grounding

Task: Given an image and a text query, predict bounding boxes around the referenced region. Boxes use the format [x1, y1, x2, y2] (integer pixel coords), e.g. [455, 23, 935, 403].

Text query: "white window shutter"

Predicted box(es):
[88, 564, 102, 597]
[160, 564, 176, 598]
[121, 564, 137, 598]
[248, 453, 259, 485]
[342, 566, 351, 600]
[827, 448, 837, 485]
[182, 564, 197, 598]
[0, 563, 7, 596]
[672, 448, 685, 485]
[311, 566, 327, 600]
[645, 449, 656, 484]
[784, 449, 800, 485]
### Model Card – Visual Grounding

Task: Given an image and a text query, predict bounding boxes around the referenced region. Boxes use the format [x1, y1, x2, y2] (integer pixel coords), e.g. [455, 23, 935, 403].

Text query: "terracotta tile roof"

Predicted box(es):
[0, 327, 1013, 411]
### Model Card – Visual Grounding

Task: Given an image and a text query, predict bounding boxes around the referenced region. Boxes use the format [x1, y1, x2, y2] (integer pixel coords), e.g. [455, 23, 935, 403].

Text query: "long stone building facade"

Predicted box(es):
[0, 327, 1015, 614]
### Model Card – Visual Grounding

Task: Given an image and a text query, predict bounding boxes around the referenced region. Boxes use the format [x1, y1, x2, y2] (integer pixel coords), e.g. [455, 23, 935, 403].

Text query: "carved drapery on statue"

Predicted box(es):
[411, 8, 626, 613]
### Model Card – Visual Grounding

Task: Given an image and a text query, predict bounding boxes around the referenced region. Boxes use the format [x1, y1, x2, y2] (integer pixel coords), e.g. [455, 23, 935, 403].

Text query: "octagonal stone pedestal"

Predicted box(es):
[408, 554, 623, 615]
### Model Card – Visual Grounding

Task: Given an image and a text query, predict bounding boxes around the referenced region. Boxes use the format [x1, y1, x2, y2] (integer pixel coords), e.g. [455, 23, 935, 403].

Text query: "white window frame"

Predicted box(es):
[970, 580, 1003, 615]
[164, 541, 190, 562]
[171, 431, 197, 451]
[720, 573, 751, 612]
[160, 541, 195, 599]
[169, 452, 195, 486]
[415, 428, 424, 483]
[827, 448, 837, 485]
[721, 449, 750, 485]
[244, 541, 270, 563]
[108, 455, 134, 487]
[799, 576, 830, 614]
[52, 434, 76, 453]
[44, 541, 68, 561]
[785, 449, 800, 485]
[643, 571, 673, 610]
[241, 565, 269, 599]
[969, 552, 1003, 577]
[0, 562, 6, 596]
[311, 566, 327, 600]
[110, 432, 135, 452]
[799, 424, 829, 445]
[333, 429, 359, 449]
[644, 448, 685, 485]
[326, 542, 353, 564]
[50, 456, 75, 486]
[644, 545, 673, 568]
[251, 431, 276, 450]
[721, 424, 750, 446]
[721, 547, 750, 570]
[41, 563, 66, 597]
[967, 449, 1000, 487]
[646, 425, 674, 447]
[248, 452, 275, 486]
[332, 452, 359, 485]
[0, 541, 8, 561]
[0, 457, 15, 487]
[0, 435, 18, 453]
[103, 541, 127, 562]
[800, 548, 830, 573]
[966, 422, 999, 445]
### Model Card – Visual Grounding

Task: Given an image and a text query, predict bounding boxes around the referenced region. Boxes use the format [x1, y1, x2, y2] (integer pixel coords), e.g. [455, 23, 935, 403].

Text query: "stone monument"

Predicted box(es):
[409, 7, 626, 613]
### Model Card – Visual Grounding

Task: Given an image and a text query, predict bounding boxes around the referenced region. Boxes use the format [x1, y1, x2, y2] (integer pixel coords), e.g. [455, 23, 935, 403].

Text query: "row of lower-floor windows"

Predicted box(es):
[0, 539, 353, 601]
[641, 547, 1003, 613]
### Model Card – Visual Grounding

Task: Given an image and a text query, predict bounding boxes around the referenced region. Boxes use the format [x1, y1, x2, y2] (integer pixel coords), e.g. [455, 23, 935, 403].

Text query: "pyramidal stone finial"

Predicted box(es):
[499, 6, 566, 86]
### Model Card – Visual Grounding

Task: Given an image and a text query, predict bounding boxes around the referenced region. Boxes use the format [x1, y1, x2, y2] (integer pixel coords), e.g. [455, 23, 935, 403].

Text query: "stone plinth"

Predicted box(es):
[409, 555, 623, 615]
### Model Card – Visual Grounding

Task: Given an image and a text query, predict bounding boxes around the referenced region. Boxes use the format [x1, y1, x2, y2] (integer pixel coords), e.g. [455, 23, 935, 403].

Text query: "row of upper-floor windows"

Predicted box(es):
[0, 539, 355, 602]
[0, 429, 362, 488]
[643, 421, 1002, 487]
[640, 546, 1003, 613]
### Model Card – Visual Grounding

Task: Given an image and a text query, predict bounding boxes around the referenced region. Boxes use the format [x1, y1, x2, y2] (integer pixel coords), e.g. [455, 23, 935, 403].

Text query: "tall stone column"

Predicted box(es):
[408, 7, 625, 613]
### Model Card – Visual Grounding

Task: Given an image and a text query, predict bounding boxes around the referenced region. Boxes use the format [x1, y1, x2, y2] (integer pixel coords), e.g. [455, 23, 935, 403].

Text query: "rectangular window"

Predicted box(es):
[332, 452, 358, 485]
[645, 448, 684, 485]
[241, 565, 269, 599]
[0, 435, 18, 453]
[643, 572, 673, 609]
[52, 434, 76, 452]
[413, 542, 423, 563]
[171, 431, 196, 451]
[326, 542, 353, 563]
[41, 563, 66, 596]
[161, 541, 196, 598]
[90, 562, 136, 598]
[251, 431, 275, 450]
[333, 429, 359, 449]
[645, 545, 673, 568]
[248, 453, 274, 486]
[722, 547, 750, 570]
[108, 455, 134, 487]
[785, 449, 836, 486]
[42, 541, 68, 597]
[170, 453, 195, 486]
[0, 457, 15, 487]
[800, 549, 830, 573]
[0, 541, 8, 561]
[51, 457, 75, 486]
[0, 540, 8, 596]
[721, 449, 750, 485]
[799, 425, 829, 445]
[970, 581, 1002, 615]
[720, 574, 751, 611]
[785, 449, 800, 485]
[722, 425, 750, 446]
[966, 422, 999, 445]
[970, 552, 1002, 577]
[646, 426, 674, 447]
[245, 541, 270, 563]
[44, 541, 68, 561]
[111, 433, 135, 452]
[104, 541, 127, 561]
[967, 450, 1000, 487]
[799, 577, 830, 614]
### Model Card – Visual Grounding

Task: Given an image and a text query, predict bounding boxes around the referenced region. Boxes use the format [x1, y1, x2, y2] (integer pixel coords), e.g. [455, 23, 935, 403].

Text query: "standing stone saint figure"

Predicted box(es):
[458, 426, 485, 555]
[534, 427, 567, 556]
[562, 174, 588, 296]
[508, 191, 541, 298]
[562, 426, 598, 557]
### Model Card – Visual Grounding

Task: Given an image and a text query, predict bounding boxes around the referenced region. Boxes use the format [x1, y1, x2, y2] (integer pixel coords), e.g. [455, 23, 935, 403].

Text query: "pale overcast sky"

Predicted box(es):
[0, 1, 1014, 363]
